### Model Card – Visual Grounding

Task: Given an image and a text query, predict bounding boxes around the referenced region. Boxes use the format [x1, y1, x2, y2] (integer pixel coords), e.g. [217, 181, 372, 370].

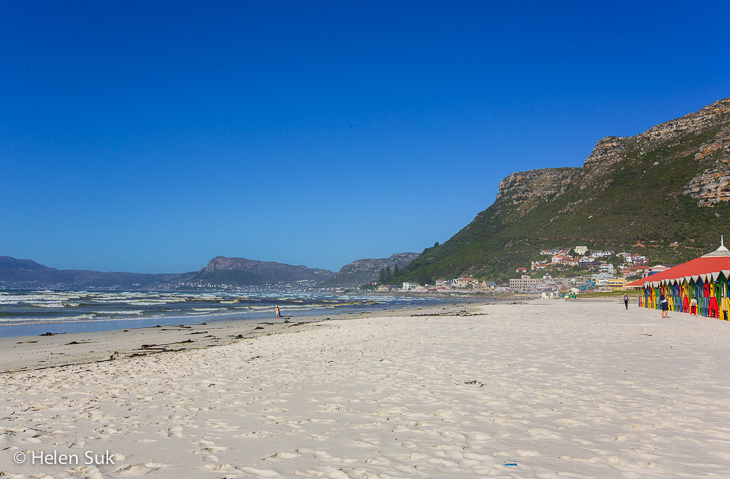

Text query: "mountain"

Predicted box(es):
[0, 255, 332, 289]
[0, 256, 189, 289]
[398, 97, 730, 284]
[317, 253, 420, 288]
[189, 256, 335, 286]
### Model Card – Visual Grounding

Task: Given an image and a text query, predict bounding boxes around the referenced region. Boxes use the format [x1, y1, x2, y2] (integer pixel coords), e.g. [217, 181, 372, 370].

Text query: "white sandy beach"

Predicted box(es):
[2, 299, 730, 478]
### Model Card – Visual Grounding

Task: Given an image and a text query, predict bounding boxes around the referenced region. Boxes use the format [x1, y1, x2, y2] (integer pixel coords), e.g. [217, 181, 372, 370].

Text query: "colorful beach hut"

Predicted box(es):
[627, 239, 730, 320]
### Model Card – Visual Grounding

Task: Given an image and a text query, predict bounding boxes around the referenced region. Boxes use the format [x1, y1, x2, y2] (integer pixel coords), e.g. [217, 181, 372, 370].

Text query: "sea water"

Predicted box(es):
[0, 290, 442, 337]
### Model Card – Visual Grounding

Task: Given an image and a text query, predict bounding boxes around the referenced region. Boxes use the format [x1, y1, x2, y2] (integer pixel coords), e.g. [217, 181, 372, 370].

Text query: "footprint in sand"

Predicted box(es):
[193, 445, 229, 454]
[238, 466, 281, 477]
[115, 462, 167, 475]
[70, 465, 105, 479]
[201, 463, 236, 471]
[264, 452, 300, 460]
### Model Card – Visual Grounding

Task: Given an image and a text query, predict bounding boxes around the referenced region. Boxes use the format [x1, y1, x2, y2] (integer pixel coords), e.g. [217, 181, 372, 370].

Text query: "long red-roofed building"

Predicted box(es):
[626, 239, 730, 319]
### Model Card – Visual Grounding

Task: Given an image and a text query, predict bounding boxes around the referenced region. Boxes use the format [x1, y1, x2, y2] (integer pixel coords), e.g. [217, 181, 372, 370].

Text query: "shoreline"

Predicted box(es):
[0, 301, 477, 373]
[0, 291, 497, 339]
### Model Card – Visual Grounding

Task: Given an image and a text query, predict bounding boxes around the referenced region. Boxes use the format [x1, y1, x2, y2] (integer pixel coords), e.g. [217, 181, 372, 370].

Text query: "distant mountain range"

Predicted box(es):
[397, 97, 730, 284]
[317, 253, 420, 288]
[0, 255, 189, 289]
[0, 255, 334, 290]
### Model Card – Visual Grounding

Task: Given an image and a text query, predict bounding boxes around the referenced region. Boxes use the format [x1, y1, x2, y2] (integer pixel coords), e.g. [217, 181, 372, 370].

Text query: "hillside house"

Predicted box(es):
[531, 260, 548, 270]
[627, 255, 647, 265]
[599, 263, 614, 274]
[558, 257, 580, 266]
[574, 246, 588, 255]
[622, 265, 649, 277]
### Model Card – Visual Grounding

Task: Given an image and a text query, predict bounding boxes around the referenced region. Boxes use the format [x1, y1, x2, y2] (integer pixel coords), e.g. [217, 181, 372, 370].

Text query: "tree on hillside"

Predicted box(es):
[378, 267, 386, 283]
[393, 263, 399, 276]
[385, 266, 392, 282]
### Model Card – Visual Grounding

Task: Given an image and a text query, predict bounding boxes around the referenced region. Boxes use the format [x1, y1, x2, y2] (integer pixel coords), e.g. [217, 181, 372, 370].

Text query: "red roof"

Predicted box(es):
[626, 256, 730, 287]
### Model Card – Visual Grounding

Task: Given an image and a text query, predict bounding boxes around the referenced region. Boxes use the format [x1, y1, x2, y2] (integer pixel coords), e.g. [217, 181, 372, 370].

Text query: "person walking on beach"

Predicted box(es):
[275, 305, 281, 318]
[659, 293, 669, 318]
[623, 293, 629, 310]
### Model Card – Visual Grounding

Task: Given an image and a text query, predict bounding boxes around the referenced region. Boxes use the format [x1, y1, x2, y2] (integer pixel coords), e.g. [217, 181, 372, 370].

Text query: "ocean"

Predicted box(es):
[0, 290, 443, 337]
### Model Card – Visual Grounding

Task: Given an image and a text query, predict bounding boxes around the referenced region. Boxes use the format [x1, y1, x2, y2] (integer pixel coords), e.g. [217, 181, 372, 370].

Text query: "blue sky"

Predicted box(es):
[2, 1, 729, 273]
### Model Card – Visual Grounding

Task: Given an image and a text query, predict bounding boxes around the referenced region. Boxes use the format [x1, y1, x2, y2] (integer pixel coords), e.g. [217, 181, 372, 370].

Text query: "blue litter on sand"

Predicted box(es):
[504, 461, 517, 466]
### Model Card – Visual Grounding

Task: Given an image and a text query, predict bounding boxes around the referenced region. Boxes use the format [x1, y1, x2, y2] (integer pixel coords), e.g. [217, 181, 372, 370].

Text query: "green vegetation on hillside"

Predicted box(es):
[394, 100, 730, 285]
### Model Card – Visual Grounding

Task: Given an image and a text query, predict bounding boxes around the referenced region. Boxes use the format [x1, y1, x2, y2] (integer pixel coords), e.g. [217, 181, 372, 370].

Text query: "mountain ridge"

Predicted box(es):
[0, 255, 335, 289]
[397, 97, 730, 283]
[190, 256, 334, 286]
[317, 253, 420, 288]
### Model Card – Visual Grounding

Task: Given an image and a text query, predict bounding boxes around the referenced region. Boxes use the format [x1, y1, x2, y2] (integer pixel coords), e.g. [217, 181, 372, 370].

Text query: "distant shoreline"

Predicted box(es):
[0, 292, 488, 339]
[0, 300, 473, 373]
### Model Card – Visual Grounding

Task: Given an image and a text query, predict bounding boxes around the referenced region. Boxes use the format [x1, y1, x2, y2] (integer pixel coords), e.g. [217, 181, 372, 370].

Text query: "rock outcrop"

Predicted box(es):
[495, 168, 578, 217]
[497, 97, 730, 208]
[193, 256, 334, 286]
[318, 253, 420, 288]
[683, 125, 730, 205]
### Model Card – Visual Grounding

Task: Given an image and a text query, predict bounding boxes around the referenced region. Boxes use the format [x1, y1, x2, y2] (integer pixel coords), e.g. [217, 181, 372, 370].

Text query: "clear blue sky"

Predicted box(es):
[2, 1, 729, 274]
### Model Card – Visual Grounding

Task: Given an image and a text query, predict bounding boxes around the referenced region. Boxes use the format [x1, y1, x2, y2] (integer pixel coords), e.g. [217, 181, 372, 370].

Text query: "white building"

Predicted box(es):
[599, 263, 614, 274]
[509, 275, 540, 292]
[592, 272, 615, 281]
[402, 282, 419, 291]
[574, 246, 588, 255]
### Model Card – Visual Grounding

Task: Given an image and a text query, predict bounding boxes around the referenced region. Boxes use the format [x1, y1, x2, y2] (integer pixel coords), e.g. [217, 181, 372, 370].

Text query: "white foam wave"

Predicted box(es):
[92, 310, 143, 315]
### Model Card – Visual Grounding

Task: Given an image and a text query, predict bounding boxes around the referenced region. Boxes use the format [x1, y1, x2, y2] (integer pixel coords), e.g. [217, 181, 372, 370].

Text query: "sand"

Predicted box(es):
[1, 299, 730, 478]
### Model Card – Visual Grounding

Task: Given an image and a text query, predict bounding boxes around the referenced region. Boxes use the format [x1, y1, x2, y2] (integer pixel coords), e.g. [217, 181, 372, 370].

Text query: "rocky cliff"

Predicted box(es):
[495, 97, 730, 211]
[192, 256, 334, 286]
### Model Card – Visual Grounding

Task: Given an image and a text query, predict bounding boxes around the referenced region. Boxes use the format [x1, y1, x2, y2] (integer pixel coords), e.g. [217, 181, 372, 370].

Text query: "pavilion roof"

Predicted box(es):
[627, 256, 730, 288]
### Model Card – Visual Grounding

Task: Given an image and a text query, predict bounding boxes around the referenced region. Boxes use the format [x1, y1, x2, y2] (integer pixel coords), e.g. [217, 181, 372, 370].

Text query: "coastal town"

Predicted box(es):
[364, 246, 669, 297]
